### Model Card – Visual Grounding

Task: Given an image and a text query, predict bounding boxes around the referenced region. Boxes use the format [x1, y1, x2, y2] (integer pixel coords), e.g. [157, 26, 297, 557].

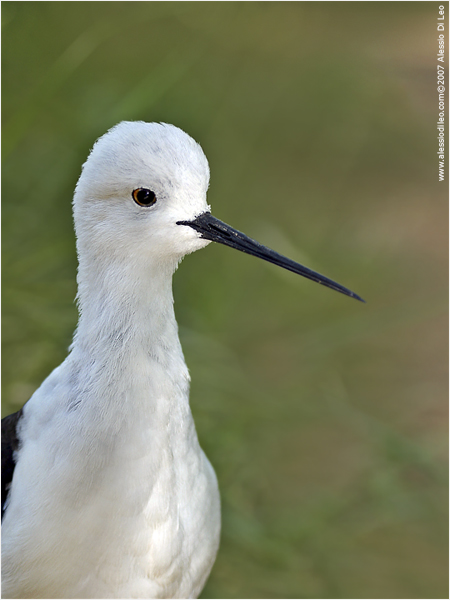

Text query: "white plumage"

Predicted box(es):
[2, 121, 362, 599]
[2, 122, 220, 599]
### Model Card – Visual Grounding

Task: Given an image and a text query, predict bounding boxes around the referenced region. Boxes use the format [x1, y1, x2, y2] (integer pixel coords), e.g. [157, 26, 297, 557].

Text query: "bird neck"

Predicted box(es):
[69, 255, 189, 421]
[74, 255, 180, 353]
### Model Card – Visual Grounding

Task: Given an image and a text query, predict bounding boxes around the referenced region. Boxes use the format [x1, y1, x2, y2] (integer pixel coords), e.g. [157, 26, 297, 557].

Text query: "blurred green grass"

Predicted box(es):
[2, 2, 448, 598]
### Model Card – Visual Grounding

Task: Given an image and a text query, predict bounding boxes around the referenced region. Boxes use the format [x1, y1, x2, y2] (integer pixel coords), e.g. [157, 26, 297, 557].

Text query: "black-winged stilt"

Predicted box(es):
[2, 121, 363, 599]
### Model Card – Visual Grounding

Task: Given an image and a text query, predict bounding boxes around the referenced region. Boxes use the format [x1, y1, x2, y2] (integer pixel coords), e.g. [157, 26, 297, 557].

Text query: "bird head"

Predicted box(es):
[73, 121, 363, 301]
[73, 121, 213, 269]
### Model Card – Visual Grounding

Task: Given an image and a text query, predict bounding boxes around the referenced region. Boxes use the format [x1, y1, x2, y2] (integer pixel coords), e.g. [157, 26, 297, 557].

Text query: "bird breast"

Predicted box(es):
[2, 350, 221, 599]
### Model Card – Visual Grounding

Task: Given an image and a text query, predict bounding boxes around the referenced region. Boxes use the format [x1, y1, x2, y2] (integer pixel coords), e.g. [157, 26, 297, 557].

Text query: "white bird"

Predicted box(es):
[1, 121, 363, 599]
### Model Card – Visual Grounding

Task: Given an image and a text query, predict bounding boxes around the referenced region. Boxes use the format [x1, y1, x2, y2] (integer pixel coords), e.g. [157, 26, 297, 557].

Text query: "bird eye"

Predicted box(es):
[132, 188, 157, 207]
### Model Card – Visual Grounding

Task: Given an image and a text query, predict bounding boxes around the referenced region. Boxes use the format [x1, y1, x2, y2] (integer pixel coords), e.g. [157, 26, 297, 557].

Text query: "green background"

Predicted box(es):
[2, 2, 448, 598]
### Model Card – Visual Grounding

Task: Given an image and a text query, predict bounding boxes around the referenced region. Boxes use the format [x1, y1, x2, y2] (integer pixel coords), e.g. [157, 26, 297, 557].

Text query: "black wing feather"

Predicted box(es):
[2, 409, 23, 520]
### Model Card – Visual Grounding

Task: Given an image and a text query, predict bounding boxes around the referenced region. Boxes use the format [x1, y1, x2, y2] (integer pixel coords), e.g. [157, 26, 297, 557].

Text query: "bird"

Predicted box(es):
[1, 121, 364, 599]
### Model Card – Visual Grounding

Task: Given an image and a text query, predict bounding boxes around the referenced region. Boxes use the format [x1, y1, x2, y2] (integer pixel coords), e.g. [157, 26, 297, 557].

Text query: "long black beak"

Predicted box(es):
[177, 212, 365, 302]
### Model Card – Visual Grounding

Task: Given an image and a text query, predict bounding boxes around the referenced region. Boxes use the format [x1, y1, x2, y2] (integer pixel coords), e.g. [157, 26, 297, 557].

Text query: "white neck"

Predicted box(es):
[66, 252, 190, 432]
[77, 255, 176, 345]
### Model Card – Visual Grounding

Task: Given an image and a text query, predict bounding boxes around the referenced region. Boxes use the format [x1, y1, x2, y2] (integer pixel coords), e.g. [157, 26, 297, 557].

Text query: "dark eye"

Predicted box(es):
[132, 188, 157, 207]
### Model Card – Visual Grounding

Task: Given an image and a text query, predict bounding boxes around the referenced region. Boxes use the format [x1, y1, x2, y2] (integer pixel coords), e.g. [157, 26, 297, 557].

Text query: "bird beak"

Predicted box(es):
[177, 212, 365, 302]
